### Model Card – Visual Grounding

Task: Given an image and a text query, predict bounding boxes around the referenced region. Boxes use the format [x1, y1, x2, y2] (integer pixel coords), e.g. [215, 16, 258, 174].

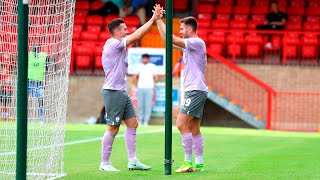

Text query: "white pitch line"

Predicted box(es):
[0, 128, 164, 156]
[64, 128, 164, 146]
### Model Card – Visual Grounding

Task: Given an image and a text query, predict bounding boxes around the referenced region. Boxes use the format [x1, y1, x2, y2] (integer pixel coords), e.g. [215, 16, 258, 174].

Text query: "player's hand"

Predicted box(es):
[152, 4, 165, 21]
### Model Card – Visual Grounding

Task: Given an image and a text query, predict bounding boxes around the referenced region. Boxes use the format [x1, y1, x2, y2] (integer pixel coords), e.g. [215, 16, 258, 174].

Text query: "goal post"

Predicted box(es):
[0, 0, 75, 179]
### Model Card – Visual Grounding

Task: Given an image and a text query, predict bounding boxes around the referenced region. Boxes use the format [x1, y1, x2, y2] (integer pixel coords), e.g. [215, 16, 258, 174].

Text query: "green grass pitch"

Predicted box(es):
[62, 124, 320, 180]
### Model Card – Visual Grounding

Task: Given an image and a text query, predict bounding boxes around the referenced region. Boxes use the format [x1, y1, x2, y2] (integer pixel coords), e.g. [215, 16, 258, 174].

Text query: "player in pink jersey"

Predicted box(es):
[99, 4, 163, 172]
[154, 7, 208, 173]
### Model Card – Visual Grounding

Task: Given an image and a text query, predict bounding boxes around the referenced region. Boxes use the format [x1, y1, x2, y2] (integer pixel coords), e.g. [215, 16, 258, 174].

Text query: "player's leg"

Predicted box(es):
[123, 91, 151, 170]
[175, 113, 194, 173]
[99, 89, 126, 171]
[187, 91, 207, 172]
[143, 88, 153, 126]
[36, 82, 45, 122]
[189, 119, 204, 172]
[137, 88, 145, 125]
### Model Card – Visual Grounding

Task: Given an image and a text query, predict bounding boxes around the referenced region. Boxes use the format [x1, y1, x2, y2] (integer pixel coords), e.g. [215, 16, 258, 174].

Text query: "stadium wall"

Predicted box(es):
[238, 64, 320, 92]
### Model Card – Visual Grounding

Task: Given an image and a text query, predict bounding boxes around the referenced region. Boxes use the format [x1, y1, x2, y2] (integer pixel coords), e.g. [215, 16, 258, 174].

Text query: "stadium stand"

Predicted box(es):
[67, 0, 320, 73]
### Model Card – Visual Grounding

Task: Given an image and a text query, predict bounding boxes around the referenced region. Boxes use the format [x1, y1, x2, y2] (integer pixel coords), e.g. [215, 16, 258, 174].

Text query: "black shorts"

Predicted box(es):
[101, 89, 136, 126]
[180, 90, 208, 119]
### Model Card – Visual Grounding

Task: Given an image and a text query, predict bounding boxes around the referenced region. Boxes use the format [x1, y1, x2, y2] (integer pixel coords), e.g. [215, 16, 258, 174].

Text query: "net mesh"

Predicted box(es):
[0, 0, 75, 179]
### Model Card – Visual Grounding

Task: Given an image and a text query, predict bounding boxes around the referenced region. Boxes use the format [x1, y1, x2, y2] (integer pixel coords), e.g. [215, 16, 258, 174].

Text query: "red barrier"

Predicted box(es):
[207, 50, 275, 127]
[272, 92, 320, 132]
[207, 51, 320, 132]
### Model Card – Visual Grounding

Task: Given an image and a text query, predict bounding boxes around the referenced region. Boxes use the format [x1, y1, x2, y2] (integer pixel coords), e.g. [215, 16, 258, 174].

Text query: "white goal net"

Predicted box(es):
[0, 0, 75, 179]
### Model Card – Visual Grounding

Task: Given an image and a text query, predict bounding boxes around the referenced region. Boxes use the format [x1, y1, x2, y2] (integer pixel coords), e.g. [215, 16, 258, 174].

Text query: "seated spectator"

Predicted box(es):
[256, 0, 287, 48]
[120, 0, 150, 26]
[88, 0, 120, 17]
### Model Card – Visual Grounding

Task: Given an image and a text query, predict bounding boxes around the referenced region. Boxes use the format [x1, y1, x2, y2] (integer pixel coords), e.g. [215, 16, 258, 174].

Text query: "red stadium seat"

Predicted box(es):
[219, 0, 233, 6]
[173, 0, 188, 12]
[80, 31, 99, 41]
[93, 44, 103, 69]
[86, 25, 101, 33]
[73, 25, 83, 33]
[74, 15, 86, 25]
[245, 34, 263, 57]
[254, 0, 269, 7]
[285, 22, 302, 31]
[104, 14, 120, 25]
[288, 15, 303, 23]
[287, 7, 305, 16]
[75, 10, 88, 17]
[197, 30, 209, 43]
[306, 16, 320, 22]
[290, 0, 305, 7]
[303, 22, 320, 31]
[248, 20, 264, 29]
[200, 0, 216, 3]
[127, 26, 137, 34]
[216, 14, 231, 21]
[306, 7, 320, 16]
[86, 15, 103, 26]
[75, 1, 90, 11]
[123, 15, 140, 27]
[208, 43, 224, 55]
[234, 14, 248, 21]
[229, 20, 247, 29]
[197, 13, 212, 20]
[233, 6, 250, 15]
[236, 0, 251, 6]
[75, 45, 93, 69]
[283, 34, 300, 59]
[198, 19, 211, 29]
[90, 1, 105, 10]
[211, 19, 229, 29]
[227, 33, 245, 57]
[215, 5, 233, 14]
[73, 32, 81, 41]
[209, 31, 226, 43]
[251, 15, 265, 22]
[301, 34, 318, 60]
[251, 6, 268, 15]
[196, 4, 215, 15]
[309, 0, 320, 7]
[99, 31, 111, 41]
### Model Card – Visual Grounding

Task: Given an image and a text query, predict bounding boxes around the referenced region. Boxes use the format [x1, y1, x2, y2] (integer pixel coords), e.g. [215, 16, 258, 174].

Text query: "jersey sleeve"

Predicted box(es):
[185, 38, 202, 51]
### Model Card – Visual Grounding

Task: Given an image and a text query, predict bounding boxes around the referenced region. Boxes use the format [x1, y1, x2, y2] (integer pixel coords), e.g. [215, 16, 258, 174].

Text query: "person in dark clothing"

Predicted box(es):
[256, 0, 287, 48]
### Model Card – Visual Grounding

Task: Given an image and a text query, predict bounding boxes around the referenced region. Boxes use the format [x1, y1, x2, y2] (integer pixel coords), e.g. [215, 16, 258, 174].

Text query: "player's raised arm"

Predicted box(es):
[126, 6, 157, 46]
[154, 5, 184, 51]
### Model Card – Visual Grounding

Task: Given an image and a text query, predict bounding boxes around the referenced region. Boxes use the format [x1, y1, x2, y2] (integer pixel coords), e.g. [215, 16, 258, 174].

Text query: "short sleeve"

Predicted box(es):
[185, 38, 200, 51]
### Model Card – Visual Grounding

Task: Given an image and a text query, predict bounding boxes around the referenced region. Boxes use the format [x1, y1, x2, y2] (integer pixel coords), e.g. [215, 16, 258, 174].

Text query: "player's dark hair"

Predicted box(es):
[142, 54, 150, 58]
[108, 18, 125, 34]
[180, 16, 198, 32]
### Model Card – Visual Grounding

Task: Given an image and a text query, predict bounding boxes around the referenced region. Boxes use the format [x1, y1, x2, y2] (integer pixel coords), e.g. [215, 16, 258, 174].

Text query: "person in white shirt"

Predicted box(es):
[133, 54, 158, 126]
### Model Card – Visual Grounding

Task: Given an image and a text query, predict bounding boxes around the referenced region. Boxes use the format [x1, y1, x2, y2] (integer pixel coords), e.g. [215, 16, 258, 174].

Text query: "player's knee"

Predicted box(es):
[176, 120, 186, 132]
[107, 125, 120, 135]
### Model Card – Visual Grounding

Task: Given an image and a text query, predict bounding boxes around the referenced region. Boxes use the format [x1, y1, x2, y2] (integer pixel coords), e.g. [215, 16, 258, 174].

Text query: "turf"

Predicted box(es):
[62, 124, 320, 180]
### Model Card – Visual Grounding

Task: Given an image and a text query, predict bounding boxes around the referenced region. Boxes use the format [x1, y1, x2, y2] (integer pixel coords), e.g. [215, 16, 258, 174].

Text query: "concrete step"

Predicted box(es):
[207, 90, 266, 129]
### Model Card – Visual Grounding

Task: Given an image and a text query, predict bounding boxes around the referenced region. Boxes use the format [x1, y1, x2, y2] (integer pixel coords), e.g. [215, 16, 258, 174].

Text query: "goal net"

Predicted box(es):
[0, 0, 75, 179]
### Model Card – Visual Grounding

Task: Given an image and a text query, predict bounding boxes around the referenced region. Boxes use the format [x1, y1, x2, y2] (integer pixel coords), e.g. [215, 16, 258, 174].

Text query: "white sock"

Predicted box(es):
[129, 157, 137, 163]
[101, 161, 109, 165]
[195, 156, 203, 164]
[184, 154, 192, 162]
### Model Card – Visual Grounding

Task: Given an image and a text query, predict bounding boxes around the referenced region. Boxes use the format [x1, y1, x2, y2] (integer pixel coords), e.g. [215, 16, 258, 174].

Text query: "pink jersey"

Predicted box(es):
[182, 37, 208, 92]
[102, 38, 128, 91]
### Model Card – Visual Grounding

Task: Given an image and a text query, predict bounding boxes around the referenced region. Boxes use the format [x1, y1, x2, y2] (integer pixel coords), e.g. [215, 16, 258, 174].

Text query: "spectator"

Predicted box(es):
[28, 43, 49, 122]
[88, 0, 121, 17]
[120, 0, 150, 25]
[133, 54, 158, 126]
[256, 0, 287, 48]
